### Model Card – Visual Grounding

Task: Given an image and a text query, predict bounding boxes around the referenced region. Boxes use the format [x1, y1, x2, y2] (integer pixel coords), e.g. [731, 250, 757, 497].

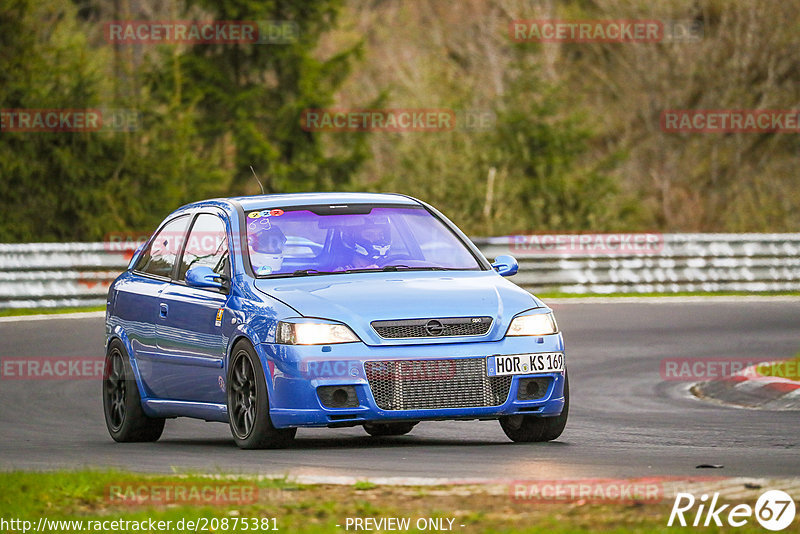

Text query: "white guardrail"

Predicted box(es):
[1, 234, 799, 308]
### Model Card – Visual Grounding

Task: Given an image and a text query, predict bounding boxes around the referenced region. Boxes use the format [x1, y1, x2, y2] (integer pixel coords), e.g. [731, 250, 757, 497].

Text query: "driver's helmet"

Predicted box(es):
[248, 226, 287, 274]
[342, 223, 392, 261]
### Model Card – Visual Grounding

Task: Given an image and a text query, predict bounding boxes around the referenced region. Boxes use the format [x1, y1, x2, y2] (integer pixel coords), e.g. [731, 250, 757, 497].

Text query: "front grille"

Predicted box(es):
[371, 317, 492, 339]
[364, 358, 512, 410]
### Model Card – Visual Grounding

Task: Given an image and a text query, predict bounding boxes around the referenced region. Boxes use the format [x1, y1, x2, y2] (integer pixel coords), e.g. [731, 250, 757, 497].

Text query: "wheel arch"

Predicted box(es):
[106, 326, 150, 407]
[225, 331, 278, 409]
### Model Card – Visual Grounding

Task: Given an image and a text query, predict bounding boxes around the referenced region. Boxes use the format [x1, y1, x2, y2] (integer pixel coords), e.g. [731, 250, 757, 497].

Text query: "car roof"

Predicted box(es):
[226, 192, 421, 212]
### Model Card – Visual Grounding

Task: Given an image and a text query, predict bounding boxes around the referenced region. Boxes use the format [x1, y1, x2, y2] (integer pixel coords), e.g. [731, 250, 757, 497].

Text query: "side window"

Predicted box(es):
[177, 213, 229, 281]
[134, 216, 190, 278]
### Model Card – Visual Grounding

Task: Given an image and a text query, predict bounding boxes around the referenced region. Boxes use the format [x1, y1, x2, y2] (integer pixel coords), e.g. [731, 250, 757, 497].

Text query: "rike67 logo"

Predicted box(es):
[668, 490, 796, 531]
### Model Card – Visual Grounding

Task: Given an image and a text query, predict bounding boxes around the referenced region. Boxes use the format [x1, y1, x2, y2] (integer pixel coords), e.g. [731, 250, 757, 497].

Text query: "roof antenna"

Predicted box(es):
[249, 165, 265, 195]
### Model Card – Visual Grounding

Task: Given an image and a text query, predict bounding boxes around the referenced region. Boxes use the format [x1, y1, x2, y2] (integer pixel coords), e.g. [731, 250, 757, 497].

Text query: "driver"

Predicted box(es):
[248, 225, 287, 275]
[340, 223, 392, 270]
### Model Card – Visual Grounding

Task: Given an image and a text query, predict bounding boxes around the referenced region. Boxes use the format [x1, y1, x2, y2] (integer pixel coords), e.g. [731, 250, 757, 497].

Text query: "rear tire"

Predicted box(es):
[103, 339, 165, 442]
[227, 341, 296, 449]
[363, 422, 417, 437]
[499, 372, 569, 443]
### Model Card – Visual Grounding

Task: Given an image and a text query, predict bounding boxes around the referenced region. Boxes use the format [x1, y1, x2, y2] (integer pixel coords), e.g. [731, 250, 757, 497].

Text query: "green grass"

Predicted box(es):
[0, 306, 105, 317]
[0, 470, 780, 533]
[758, 353, 800, 381]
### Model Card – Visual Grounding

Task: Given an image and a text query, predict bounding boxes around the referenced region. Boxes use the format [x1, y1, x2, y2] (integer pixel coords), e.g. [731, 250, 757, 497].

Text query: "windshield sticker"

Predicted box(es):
[248, 209, 284, 219]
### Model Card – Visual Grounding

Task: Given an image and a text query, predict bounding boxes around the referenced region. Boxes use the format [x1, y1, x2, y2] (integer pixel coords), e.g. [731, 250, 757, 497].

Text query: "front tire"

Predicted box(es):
[227, 341, 296, 449]
[499, 372, 569, 443]
[103, 339, 165, 442]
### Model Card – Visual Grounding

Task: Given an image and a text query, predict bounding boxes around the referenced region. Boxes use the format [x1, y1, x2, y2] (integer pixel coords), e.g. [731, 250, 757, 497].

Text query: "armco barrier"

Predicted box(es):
[0, 234, 799, 308]
[0, 243, 135, 309]
[473, 233, 800, 294]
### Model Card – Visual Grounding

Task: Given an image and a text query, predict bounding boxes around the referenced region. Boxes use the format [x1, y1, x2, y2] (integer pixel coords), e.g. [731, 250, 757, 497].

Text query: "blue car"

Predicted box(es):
[103, 193, 568, 448]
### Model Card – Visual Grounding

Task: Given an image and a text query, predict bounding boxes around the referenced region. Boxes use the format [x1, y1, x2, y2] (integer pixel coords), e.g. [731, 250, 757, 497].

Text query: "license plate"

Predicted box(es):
[487, 353, 564, 377]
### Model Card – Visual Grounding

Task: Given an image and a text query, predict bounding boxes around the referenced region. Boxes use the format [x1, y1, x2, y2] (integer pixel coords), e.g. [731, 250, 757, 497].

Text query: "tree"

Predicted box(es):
[174, 0, 368, 194]
[0, 0, 126, 241]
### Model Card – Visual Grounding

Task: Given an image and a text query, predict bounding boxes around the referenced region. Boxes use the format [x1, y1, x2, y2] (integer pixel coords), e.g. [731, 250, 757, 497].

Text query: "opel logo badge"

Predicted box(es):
[425, 319, 445, 336]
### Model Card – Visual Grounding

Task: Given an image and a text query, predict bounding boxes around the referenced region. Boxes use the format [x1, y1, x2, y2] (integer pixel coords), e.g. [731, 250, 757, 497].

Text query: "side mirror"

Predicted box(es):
[186, 266, 227, 290]
[491, 255, 519, 277]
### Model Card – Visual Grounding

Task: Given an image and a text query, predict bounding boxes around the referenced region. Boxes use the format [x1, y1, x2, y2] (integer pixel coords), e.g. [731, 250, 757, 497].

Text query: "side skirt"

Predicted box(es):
[142, 399, 228, 423]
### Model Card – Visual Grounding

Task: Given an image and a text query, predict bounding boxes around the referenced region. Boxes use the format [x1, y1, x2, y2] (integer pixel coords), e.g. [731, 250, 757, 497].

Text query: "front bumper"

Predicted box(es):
[257, 334, 566, 428]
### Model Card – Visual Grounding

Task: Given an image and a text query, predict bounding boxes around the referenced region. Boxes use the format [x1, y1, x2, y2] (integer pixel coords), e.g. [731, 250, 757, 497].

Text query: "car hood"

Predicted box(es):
[253, 271, 543, 346]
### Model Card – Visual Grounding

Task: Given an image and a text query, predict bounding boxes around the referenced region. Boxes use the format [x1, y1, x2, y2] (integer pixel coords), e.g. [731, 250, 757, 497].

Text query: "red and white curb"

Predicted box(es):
[692, 363, 800, 410]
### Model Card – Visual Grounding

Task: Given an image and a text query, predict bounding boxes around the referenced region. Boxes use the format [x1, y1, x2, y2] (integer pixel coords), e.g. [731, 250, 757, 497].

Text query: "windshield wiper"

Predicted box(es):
[340, 265, 447, 273]
[291, 269, 339, 276]
[289, 266, 449, 276]
[384, 265, 448, 271]
[380, 264, 411, 271]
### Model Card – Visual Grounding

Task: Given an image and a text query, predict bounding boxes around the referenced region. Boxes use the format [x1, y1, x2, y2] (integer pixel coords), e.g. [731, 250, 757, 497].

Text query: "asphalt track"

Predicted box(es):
[1, 299, 799, 480]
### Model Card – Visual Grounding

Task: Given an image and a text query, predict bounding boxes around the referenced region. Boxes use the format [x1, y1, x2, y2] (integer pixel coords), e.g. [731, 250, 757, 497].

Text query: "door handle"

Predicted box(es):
[159, 303, 168, 318]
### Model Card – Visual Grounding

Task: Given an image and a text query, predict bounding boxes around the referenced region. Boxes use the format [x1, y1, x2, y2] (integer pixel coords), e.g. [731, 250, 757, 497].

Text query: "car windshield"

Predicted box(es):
[244, 205, 482, 277]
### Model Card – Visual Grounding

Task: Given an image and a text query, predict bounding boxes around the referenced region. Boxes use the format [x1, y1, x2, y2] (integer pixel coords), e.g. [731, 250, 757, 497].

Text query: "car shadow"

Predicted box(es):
[141, 434, 571, 451]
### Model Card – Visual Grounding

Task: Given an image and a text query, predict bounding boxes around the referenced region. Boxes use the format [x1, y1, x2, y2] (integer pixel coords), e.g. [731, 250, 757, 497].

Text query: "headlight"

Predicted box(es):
[276, 321, 360, 345]
[506, 312, 558, 336]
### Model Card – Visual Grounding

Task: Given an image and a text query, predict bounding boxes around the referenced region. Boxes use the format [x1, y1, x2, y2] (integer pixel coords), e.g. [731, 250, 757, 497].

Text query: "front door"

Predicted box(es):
[154, 212, 231, 403]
